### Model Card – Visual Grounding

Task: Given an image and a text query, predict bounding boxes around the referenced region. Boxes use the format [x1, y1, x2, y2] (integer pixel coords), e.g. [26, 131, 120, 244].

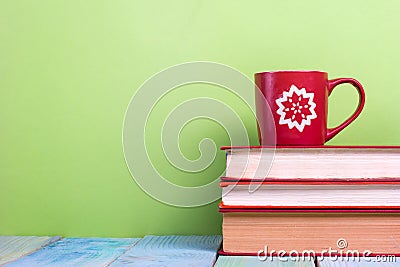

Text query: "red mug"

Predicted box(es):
[255, 70, 365, 146]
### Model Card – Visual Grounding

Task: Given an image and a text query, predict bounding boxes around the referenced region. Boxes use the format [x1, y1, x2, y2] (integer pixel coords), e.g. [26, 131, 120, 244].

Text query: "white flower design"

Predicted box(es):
[275, 84, 317, 132]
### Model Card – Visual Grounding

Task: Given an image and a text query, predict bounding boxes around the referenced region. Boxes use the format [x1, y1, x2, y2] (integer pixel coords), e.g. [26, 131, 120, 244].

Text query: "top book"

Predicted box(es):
[222, 146, 400, 180]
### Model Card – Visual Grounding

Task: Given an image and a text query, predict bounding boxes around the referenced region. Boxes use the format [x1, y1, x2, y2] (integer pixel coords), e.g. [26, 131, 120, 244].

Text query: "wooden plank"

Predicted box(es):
[318, 257, 400, 267]
[214, 256, 315, 267]
[0, 236, 61, 265]
[3, 237, 140, 267]
[110, 235, 222, 267]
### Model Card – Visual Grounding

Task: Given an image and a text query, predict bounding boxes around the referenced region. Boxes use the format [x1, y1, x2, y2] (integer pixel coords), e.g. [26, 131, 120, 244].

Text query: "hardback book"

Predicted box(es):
[219, 207, 400, 255]
[220, 180, 400, 208]
[222, 146, 400, 180]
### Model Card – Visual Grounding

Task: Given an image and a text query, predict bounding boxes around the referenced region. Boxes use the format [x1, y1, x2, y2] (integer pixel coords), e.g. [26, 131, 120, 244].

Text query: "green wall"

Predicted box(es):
[1, 0, 400, 237]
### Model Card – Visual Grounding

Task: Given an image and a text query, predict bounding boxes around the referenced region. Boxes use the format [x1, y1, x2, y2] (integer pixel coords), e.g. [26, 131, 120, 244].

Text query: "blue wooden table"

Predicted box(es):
[0, 235, 221, 267]
[2, 236, 397, 266]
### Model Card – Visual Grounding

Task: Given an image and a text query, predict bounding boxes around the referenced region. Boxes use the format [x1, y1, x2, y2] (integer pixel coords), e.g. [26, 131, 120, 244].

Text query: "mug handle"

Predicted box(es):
[326, 78, 366, 141]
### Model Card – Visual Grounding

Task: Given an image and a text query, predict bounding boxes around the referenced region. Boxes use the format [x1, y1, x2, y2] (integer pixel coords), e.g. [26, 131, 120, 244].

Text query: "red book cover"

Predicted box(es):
[220, 176, 400, 183]
[220, 145, 400, 150]
[220, 178, 400, 185]
[221, 145, 400, 180]
[220, 180, 400, 209]
[218, 202, 400, 212]
[219, 202, 400, 256]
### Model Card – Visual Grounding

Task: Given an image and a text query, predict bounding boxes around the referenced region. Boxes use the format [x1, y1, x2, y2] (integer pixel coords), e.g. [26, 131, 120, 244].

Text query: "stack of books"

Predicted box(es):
[219, 146, 400, 257]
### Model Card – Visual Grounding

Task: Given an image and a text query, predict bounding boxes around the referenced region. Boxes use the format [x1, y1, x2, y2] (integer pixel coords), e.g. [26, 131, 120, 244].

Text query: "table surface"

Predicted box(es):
[0, 235, 221, 267]
[1, 236, 399, 266]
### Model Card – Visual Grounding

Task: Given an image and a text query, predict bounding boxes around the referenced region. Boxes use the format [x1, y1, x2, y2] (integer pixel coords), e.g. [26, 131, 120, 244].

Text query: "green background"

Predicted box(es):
[1, 0, 400, 237]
